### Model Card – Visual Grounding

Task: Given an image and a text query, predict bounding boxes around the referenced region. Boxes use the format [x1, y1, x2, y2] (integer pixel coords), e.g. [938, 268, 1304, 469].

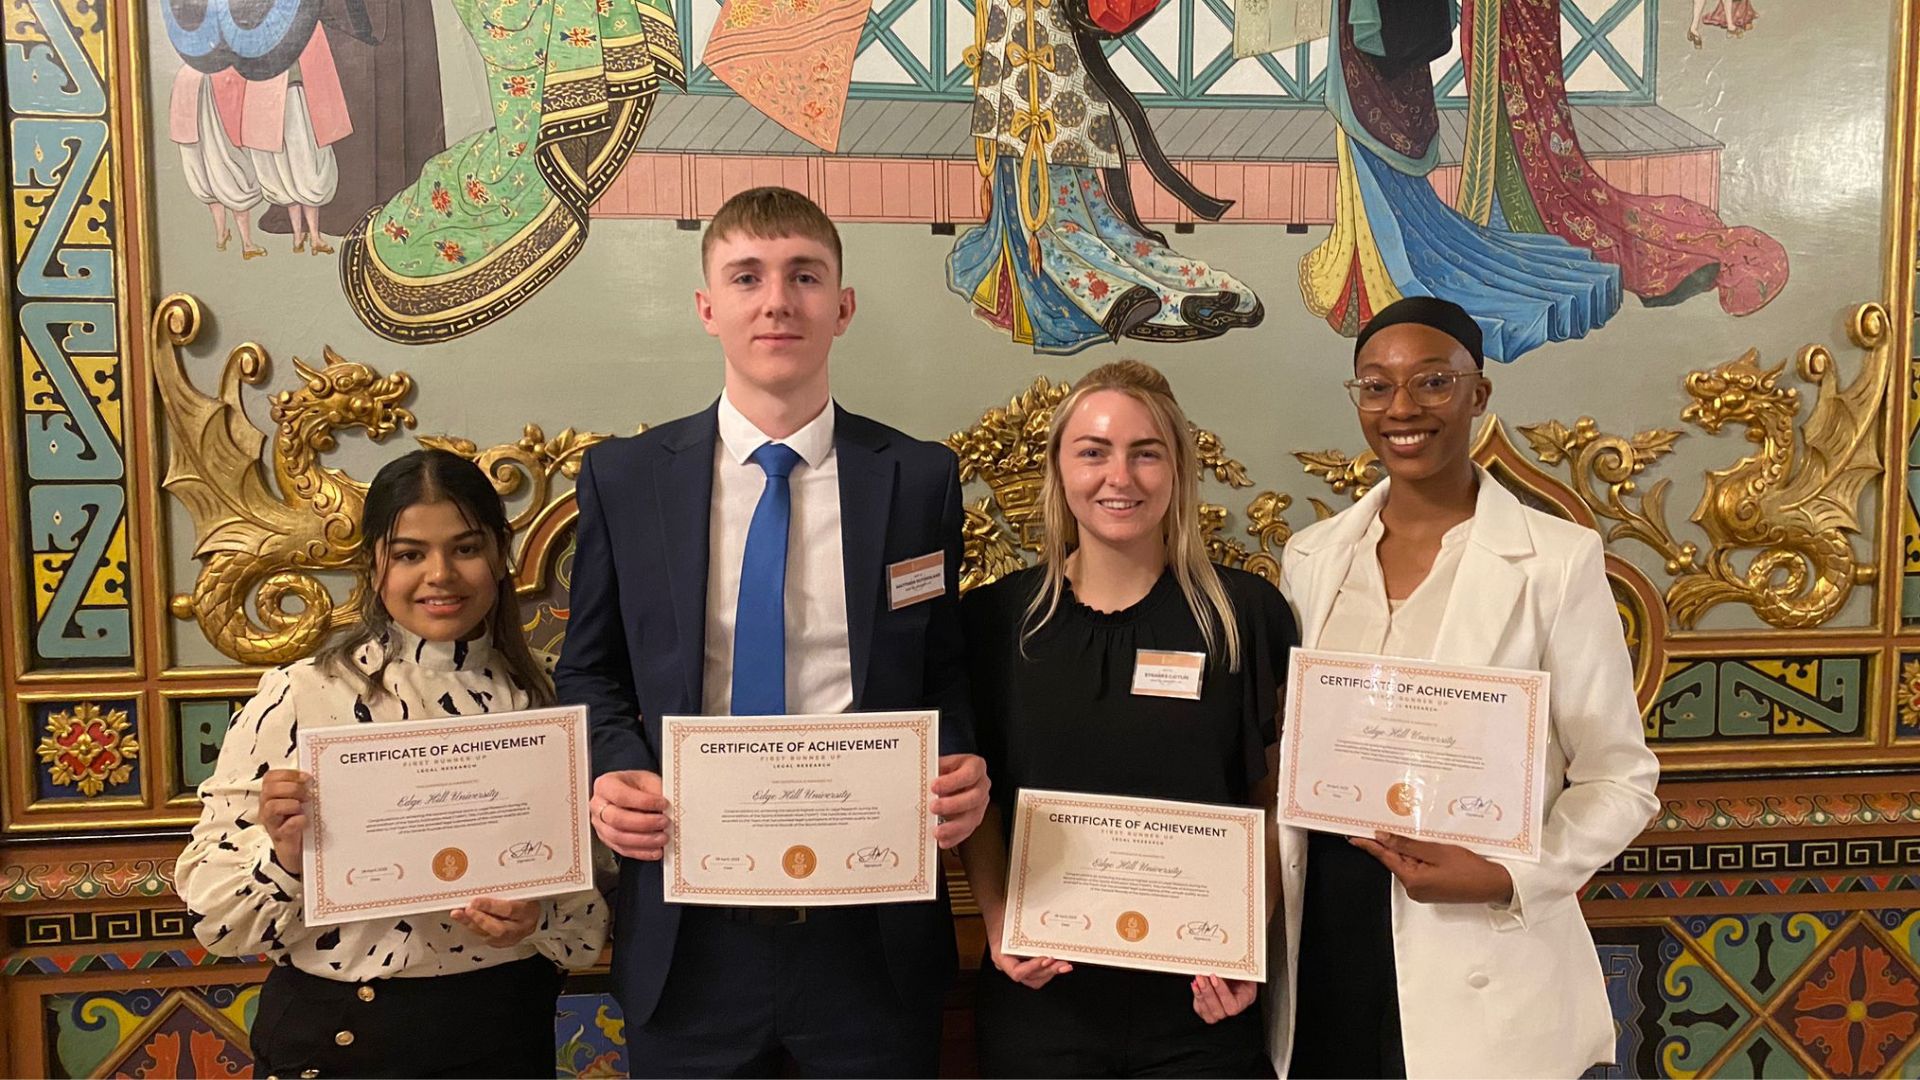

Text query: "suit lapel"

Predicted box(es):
[1430, 469, 1534, 667]
[654, 404, 719, 712]
[834, 408, 893, 710]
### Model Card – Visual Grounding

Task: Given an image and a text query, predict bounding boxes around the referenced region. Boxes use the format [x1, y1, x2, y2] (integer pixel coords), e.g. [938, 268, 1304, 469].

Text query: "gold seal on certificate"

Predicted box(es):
[661, 712, 939, 906]
[1281, 648, 1551, 861]
[297, 706, 593, 926]
[1002, 790, 1266, 981]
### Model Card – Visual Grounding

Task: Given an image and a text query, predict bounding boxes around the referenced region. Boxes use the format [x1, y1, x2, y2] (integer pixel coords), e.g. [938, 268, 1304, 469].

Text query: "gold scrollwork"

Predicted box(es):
[1293, 447, 1380, 519]
[945, 376, 1283, 589]
[152, 294, 417, 664]
[36, 703, 139, 797]
[1521, 303, 1890, 631]
[417, 424, 618, 533]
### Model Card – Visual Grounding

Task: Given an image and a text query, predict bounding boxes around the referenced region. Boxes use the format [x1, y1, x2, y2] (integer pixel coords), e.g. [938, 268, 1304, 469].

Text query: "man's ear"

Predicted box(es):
[836, 286, 857, 335]
[695, 287, 718, 337]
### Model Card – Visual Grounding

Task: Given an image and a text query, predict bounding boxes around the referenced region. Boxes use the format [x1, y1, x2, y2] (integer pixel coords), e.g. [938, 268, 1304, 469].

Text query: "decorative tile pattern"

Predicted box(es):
[42, 985, 257, 1079]
[1591, 910, 1920, 1078]
[1651, 657, 1871, 745]
[556, 992, 628, 1077]
[173, 697, 250, 796]
[4, 0, 135, 668]
[33, 699, 140, 799]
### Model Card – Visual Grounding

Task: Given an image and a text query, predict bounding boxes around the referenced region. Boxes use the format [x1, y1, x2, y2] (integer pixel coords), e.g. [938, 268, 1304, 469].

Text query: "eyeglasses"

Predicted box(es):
[1343, 371, 1480, 412]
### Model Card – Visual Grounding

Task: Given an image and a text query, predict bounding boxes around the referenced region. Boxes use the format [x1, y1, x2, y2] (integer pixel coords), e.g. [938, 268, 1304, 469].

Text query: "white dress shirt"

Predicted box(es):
[701, 392, 855, 715]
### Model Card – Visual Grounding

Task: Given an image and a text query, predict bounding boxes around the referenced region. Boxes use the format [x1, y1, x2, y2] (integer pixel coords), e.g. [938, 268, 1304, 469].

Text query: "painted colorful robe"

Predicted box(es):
[340, 0, 685, 343]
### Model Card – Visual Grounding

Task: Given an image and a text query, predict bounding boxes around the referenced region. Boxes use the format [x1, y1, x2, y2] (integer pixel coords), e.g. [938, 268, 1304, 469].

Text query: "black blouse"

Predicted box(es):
[962, 564, 1297, 830]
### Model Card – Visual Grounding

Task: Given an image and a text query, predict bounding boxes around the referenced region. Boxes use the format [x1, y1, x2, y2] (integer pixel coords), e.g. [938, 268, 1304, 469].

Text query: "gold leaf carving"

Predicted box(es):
[1294, 448, 1381, 502]
[152, 295, 417, 664]
[419, 424, 620, 532]
[36, 703, 139, 797]
[1520, 302, 1890, 630]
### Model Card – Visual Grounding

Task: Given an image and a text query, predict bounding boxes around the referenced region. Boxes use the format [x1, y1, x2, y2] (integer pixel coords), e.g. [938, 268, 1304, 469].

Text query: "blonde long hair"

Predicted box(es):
[1022, 360, 1242, 671]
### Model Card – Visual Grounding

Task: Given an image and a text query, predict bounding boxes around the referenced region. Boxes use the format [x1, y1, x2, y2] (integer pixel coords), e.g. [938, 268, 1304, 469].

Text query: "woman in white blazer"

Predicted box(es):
[1268, 297, 1661, 1079]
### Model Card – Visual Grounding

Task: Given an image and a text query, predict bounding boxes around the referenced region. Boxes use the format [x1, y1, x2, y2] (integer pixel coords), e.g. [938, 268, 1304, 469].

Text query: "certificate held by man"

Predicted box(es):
[1281, 647, 1551, 861]
[661, 712, 939, 905]
[1002, 790, 1266, 980]
[298, 706, 593, 926]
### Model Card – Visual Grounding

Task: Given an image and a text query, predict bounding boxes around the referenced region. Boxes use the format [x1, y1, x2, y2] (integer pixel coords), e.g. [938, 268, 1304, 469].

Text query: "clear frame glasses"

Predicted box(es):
[1343, 371, 1479, 412]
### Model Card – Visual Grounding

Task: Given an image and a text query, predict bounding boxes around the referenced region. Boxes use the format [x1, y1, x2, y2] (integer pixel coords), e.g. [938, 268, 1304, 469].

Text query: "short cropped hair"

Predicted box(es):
[701, 187, 844, 278]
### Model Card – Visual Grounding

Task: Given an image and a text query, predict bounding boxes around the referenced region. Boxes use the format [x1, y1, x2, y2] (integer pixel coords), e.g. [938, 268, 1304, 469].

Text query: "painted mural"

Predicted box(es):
[143, 0, 1800, 357]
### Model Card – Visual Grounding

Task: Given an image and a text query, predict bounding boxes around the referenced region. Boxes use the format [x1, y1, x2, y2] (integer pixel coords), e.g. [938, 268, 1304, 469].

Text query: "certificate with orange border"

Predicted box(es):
[298, 707, 593, 926]
[1281, 648, 1550, 861]
[1002, 790, 1266, 981]
[661, 712, 938, 906]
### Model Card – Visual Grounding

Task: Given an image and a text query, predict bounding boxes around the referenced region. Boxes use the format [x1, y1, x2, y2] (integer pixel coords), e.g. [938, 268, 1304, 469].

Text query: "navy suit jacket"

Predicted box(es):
[554, 401, 975, 1024]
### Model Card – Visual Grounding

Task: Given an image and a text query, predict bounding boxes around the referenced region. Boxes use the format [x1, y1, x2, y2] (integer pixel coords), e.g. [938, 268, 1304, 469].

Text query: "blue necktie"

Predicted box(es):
[732, 443, 804, 715]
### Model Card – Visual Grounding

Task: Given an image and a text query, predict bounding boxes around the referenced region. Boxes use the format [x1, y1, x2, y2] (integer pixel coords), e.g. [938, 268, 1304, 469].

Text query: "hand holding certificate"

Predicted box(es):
[1002, 790, 1266, 980]
[1280, 648, 1550, 861]
[297, 706, 594, 926]
[661, 712, 939, 905]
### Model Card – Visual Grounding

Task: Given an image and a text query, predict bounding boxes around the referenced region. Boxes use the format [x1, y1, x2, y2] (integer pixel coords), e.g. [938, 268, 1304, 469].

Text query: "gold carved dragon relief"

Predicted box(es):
[152, 295, 418, 664]
[946, 376, 1292, 592]
[1291, 303, 1891, 632]
[153, 295, 632, 666]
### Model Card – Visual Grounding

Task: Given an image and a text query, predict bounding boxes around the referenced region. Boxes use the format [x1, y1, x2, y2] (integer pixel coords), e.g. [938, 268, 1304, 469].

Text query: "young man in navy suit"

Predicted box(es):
[555, 187, 991, 1076]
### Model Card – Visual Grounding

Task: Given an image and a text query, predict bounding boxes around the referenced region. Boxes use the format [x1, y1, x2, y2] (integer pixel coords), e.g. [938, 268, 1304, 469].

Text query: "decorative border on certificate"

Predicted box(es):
[302, 710, 589, 922]
[1283, 650, 1547, 857]
[1004, 791, 1264, 980]
[663, 715, 935, 902]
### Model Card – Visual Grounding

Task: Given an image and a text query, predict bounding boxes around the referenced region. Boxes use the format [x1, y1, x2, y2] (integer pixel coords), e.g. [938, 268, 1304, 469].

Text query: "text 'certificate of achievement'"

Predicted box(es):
[1003, 790, 1266, 981]
[661, 712, 939, 906]
[1281, 648, 1551, 861]
[297, 706, 593, 926]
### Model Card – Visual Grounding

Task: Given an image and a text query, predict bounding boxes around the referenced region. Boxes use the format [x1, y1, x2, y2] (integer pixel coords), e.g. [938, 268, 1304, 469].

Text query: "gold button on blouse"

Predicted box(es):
[334, 1030, 355, 1047]
[301, 1071, 321, 1078]
[356, 985, 376, 1002]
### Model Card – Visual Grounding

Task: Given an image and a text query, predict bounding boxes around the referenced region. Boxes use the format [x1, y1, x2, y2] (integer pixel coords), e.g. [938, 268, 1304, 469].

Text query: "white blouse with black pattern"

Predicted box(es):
[176, 627, 607, 979]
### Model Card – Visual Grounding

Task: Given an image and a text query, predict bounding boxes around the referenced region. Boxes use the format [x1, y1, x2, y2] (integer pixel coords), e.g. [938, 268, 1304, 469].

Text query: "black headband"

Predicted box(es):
[1353, 296, 1485, 369]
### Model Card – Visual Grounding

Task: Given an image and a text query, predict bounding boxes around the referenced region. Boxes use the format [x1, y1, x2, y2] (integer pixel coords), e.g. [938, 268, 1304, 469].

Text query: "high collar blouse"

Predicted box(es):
[176, 626, 607, 980]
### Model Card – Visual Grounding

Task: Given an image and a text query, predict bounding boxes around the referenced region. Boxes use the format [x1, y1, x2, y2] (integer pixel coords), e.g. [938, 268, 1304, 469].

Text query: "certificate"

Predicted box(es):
[1280, 648, 1551, 861]
[1002, 790, 1266, 981]
[661, 712, 939, 906]
[297, 706, 593, 926]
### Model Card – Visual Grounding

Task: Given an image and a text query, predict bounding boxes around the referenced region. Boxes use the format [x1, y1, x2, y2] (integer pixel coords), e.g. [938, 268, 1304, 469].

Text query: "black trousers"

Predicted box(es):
[250, 956, 564, 1078]
[1289, 832, 1408, 1079]
[624, 905, 945, 1077]
[975, 959, 1271, 1078]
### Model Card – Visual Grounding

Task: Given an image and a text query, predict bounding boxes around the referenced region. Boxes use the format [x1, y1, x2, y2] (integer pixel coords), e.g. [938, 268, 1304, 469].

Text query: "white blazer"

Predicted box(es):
[1268, 469, 1660, 1079]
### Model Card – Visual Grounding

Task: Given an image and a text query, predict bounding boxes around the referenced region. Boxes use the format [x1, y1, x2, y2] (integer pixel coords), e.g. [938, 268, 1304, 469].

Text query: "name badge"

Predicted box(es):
[1132, 650, 1206, 700]
[888, 552, 945, 610]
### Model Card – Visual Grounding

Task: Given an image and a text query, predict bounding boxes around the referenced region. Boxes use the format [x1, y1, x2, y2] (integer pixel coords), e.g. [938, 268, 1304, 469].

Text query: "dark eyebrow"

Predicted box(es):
[388, 529, 485, 547]
[719, 257, 763, 274]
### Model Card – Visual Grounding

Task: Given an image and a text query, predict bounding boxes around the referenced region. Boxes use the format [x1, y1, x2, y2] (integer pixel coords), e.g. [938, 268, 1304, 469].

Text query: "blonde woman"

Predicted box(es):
[959, 360, 1295, 1077]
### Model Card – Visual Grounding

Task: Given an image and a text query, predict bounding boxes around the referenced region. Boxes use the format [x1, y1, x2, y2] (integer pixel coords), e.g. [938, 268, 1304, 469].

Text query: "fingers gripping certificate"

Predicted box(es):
[1281, 648, 1551, 861]
[661, 712, 939, 906]
[298, 707, 593, 926]
[1003, 790, 1267, 980]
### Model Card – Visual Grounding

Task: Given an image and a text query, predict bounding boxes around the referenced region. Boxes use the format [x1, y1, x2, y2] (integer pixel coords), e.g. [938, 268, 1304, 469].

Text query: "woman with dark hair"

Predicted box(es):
[176, 449, 604, 1077]
[1267, 298, 1659, 1078]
